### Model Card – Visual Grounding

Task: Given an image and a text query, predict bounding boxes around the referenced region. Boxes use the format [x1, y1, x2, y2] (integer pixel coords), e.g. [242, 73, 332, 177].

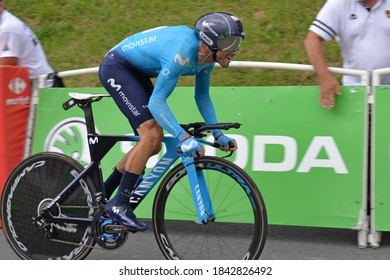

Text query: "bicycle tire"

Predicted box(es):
[1, 152, 98, 260]
[153, 156, 267, 260]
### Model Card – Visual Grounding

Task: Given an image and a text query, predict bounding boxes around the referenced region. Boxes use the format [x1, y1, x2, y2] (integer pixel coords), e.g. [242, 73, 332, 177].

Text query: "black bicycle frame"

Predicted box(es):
[39, 101, 184, 225]
[39, 97, 226, 226]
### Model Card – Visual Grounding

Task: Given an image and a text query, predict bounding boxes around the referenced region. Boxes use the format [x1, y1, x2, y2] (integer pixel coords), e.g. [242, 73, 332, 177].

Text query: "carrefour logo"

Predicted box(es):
[8, 77, 27, 94]
[44, 117, 100, 165]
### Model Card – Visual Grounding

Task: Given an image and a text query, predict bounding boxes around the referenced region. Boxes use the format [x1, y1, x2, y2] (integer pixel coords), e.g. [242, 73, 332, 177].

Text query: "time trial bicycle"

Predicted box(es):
[1, 92, 267, 260]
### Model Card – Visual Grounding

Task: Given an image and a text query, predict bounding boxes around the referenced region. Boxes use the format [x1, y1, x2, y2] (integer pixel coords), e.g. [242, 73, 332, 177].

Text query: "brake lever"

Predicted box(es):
[221, 151, 234, 159]
[216, 141, 236, 159]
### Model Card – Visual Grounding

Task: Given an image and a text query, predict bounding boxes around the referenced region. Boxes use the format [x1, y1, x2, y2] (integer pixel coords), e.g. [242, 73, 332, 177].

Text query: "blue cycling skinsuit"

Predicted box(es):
[98, 25, 219, 140]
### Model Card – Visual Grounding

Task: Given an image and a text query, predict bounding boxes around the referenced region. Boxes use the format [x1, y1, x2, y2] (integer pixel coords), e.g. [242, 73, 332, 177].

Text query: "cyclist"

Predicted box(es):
[98, 12, 245, 232]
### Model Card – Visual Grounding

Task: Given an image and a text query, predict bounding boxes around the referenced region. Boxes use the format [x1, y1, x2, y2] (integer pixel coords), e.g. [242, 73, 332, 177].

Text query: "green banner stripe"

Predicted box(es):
[34, 86, 367, 228]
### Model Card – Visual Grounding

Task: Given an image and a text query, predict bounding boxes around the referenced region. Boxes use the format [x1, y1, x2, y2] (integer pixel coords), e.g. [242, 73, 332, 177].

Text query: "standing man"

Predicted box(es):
[305, 0, 390, 248]
[0, 0, 62, 87]
[304, 0, 390, 109]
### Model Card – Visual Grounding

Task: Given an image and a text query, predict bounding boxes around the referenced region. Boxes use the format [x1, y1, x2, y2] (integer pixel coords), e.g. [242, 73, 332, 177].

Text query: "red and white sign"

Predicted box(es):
[0, 66, 31, 227]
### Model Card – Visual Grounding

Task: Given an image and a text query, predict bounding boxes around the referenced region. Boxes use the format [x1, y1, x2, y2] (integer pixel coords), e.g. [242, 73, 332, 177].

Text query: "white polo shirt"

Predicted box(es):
[309, 0, 390, 85]
[0, 10, 53, 79]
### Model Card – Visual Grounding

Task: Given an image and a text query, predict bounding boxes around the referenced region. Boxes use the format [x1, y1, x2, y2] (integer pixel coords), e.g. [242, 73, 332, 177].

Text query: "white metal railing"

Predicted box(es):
[38, 61, 370, 87]
[38, 67, 99, 88]
[372, 67, 390, 86]
[217, 61, 369, 86]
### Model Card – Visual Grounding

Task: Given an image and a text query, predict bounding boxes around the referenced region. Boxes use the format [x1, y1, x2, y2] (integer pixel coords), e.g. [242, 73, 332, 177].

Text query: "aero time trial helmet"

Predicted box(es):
[194, 12, 245, 52]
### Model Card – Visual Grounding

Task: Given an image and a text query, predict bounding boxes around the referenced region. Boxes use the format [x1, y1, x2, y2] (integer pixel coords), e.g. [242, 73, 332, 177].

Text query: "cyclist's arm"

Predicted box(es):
[148, 71, 188, 141]
[194, 66, 223, 137]
[194, 66, 218, 124]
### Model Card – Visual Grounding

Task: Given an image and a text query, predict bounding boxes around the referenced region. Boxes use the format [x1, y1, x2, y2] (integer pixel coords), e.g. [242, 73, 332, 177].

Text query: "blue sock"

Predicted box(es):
[113, 171, 140, 205]
[103, 167, 122, 199]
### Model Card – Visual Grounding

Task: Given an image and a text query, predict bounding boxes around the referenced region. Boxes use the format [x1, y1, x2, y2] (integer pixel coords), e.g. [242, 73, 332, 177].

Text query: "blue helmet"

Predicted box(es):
[194, 12, 245, 51]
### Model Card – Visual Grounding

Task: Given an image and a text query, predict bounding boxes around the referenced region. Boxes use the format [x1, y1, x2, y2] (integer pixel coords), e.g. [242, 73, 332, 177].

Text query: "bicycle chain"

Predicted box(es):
[57, 205, 100, 209]
[48, 238, 98, 249]
[47, 237, 127, 251]
[36, 205, 101, 249]
[45, 205, 128, 250]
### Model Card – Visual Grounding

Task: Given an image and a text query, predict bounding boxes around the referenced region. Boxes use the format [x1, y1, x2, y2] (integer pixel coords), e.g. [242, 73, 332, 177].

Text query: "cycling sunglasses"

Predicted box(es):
[217, 36, 244, 52]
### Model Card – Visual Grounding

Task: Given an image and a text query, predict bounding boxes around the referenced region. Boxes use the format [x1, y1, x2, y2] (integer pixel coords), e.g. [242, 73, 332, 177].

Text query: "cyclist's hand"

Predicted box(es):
[180, 137, 205, 157]
[215, 133, 237, 151]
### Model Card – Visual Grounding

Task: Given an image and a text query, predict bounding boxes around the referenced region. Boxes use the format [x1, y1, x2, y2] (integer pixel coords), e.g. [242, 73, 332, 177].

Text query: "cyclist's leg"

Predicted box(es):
[104, 121, 163, 231]
[98, 51, 148, 193]
[99, 51, 163, 231]
[103, 167, 122, 199]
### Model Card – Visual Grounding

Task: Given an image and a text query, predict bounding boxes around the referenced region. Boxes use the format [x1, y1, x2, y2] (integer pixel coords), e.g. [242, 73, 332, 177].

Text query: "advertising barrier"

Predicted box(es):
[372, 86, 390, 232]
[31, 86, 367, 229]
[0, 66, 31, 228]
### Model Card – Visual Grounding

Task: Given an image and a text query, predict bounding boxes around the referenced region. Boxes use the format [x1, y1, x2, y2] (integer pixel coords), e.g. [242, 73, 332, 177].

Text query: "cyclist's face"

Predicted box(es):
[216, 49, 239, 68]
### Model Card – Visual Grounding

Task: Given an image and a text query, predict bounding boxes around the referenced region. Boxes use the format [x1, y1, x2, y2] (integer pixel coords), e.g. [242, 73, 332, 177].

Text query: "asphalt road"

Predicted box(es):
[1, 222, 389, 260]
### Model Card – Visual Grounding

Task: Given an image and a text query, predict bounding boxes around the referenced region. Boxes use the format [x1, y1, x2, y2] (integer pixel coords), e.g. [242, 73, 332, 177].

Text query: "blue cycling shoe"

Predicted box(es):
[104, 200, 147, 232]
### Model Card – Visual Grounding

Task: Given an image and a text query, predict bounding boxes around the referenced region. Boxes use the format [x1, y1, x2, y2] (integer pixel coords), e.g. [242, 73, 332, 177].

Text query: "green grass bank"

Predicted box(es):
[7, 0, 340, 87]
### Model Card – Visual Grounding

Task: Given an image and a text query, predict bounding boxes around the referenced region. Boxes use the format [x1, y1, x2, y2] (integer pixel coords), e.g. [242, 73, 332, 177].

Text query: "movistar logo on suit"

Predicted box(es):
[121, 36, 158, 52]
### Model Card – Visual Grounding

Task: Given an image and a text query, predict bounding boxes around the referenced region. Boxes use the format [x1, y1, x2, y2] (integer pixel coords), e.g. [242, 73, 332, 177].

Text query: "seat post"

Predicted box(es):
[79, 102, 97, 135]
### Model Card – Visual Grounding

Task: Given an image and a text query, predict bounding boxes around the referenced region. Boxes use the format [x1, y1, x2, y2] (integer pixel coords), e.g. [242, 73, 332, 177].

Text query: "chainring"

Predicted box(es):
[91, 206, 129, 250]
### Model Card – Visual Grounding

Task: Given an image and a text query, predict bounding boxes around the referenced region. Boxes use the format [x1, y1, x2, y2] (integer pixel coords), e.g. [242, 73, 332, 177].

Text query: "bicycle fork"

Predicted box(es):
[182, 157, 215, 224]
